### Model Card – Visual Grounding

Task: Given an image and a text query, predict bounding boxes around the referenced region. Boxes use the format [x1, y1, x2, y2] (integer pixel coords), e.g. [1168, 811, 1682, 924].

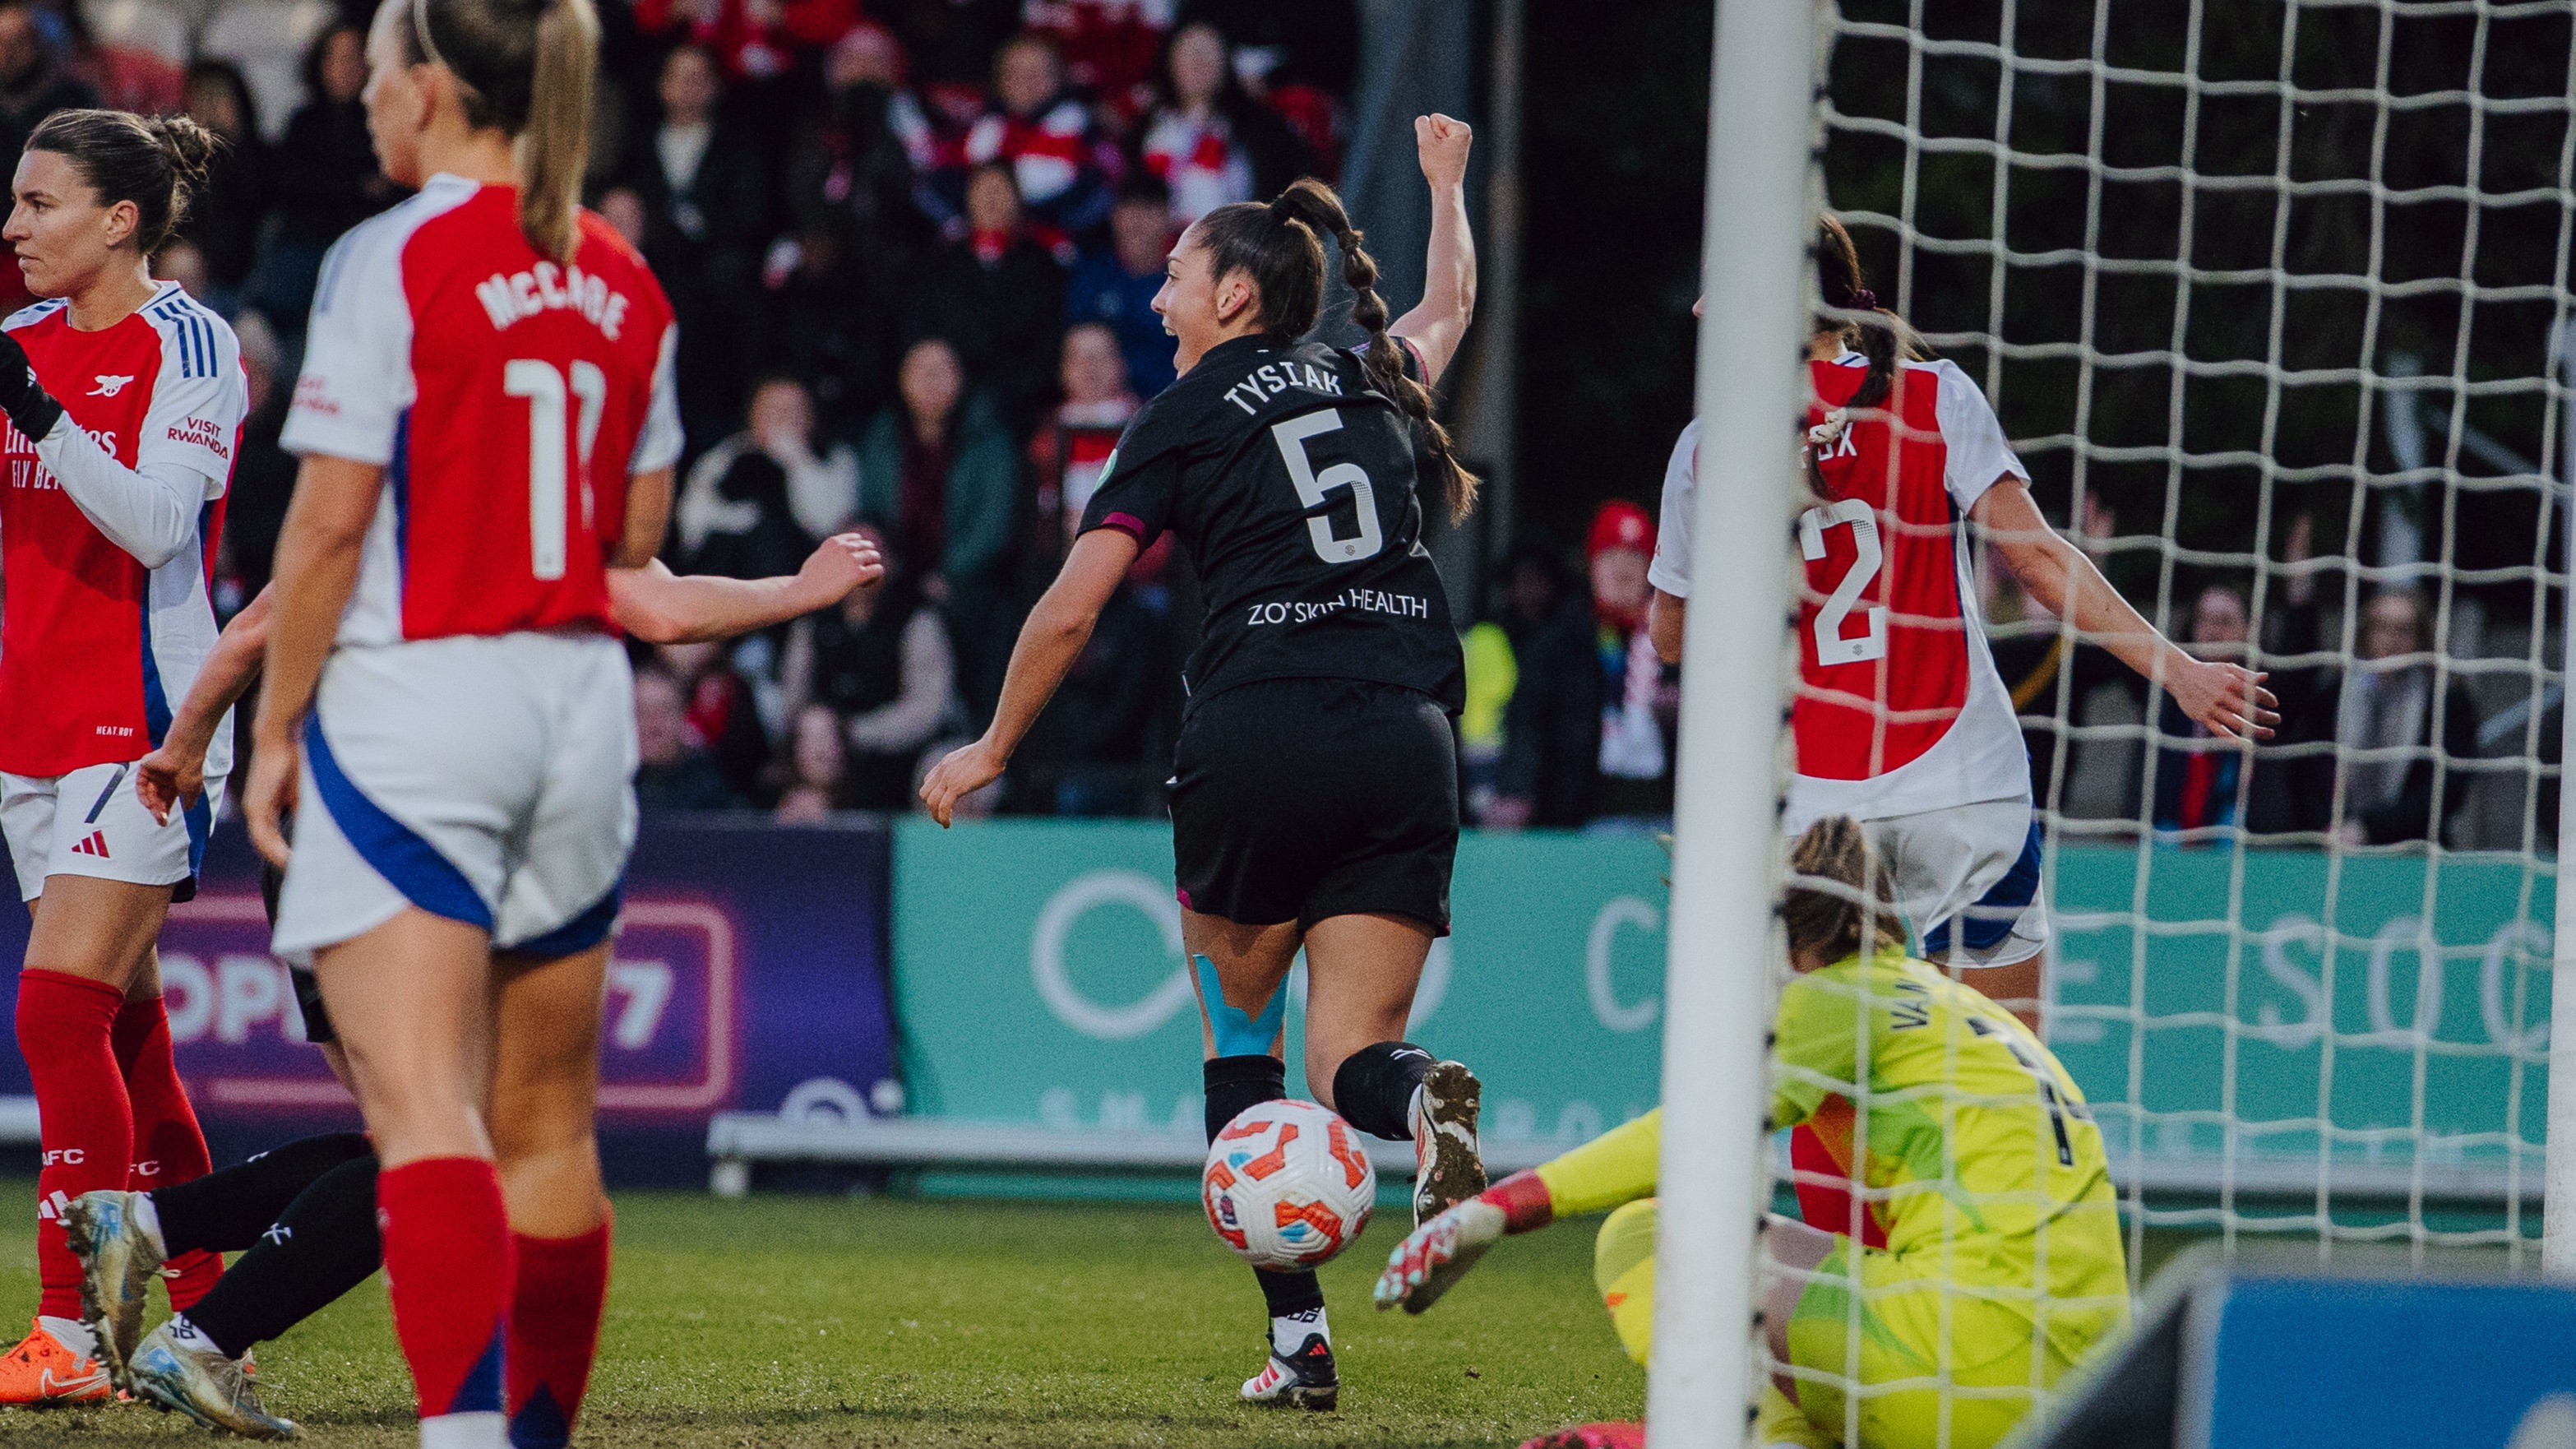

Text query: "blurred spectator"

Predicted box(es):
[0, 0, 93, 314]
[618, 43, 773, 444]
[784, 24, 941, 271]
[1022, 322, 1139, 591]
[1008, 574, 1163, 815]
[678, 447, 814, 583]
[2151, 585, 2253, 840]
[175, 62, 269, 313]
[1461, 546, 1571, 826]
[1175, 0, 1355, 168]
[599, 184, 649, 247]
[2326, 589, 2479, 848]
[682, 376, 862, 552]
[1023, 0, 1173, 125]
[60, 0, 179, 115]
[773, 703, 859, 822]
[781, 524, 958, 811]
[257, 21, 392, 329]
[634, 666, 743, 810]
[1138, 21, 1309, 226]
[1493, 504, 1680, 830]
[659, 639, 773, 802]
[1065, 178, 1175, 396]
[635, 0, 861, 81]
[858, 337, 1020, 724]
[759, 228, 903, 433]
[904, 163, 1067, 431]
[876, 0, 1022, 96]
[219, 312, 294, 600]
[156, 238, 209, 300]
[950, 33, 1120, 244]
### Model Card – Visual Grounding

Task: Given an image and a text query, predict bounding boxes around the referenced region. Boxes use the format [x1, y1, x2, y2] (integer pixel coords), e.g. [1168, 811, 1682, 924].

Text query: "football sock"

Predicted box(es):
[113, 996, 219, 1310]
[1204, 1056, 1327, 1327]
[19, 970, 134, 1321]
[377, 1158, 511, 1437]
[183, 1153, 382, 1359]
[1331, 1040, 1436, 1142]
[1270, 1305, 1328, 1355]
[505, 1212, 612, 1449]
[150, 1131, 375, 1255]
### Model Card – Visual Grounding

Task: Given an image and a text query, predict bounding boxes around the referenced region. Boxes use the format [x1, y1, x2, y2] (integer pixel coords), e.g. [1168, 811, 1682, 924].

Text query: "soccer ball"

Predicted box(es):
[1202, 1099, 1376, 1271]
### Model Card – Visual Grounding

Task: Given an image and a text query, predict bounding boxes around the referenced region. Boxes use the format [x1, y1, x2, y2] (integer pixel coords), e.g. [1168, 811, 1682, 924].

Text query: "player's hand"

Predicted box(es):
[1373, 1197, 1505, 1314]
[919, 738, 1004, 828]
[2165, 654, 2278, 743]
[243, 732, 300, 869]
[1415, 113, 1472, 191]
[134, 739, 206, 827]
[798, 532, 884, 609]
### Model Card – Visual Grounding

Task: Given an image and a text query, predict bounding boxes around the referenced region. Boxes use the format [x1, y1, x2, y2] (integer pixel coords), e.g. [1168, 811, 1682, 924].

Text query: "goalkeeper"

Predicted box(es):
[1375, 816, 2130, 1449]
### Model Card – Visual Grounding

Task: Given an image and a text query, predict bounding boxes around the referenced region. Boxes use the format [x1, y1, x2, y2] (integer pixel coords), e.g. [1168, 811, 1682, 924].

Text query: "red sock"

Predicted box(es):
[111, 996, 220, 1311]
[377, 1157, 512, 1423]
[506, 1211, 612, 1449]
[17, 970, 134, 1321]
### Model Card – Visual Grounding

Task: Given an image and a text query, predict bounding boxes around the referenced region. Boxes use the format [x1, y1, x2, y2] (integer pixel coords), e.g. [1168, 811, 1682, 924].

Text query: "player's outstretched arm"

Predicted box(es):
[136, 584, 275, 825]
[608, 532, 883, 644]
[1976, 478, 2279, 742]
[1389, 113, 1476, 386]
[0, 328, 206, 569]
[919, 526, 1139, 826]
[616, 465, 677, 571]
[246, 455, 384, 867]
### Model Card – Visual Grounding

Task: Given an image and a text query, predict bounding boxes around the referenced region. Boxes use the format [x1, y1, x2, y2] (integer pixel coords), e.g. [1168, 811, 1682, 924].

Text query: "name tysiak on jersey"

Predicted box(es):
[475, 258, 635, 340]
[1221, 358, 1344, 416]
[1246, 586, 1432, 627]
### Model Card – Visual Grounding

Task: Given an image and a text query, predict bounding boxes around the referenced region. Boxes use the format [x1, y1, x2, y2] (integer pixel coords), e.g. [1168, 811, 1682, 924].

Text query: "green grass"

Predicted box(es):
[0, 1187, 1645, 1448]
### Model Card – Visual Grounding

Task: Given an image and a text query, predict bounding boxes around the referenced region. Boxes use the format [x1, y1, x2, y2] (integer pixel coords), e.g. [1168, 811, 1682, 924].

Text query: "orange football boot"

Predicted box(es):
[0, 1317, 111, 1404]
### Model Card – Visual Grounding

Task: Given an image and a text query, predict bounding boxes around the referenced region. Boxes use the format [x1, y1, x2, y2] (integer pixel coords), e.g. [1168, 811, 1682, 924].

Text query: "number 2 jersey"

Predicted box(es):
[1077, 332, 1463, 713]
[1785, 351, 2030, 832]
[0, 284, 245, 777]
[281, 174, 682, 643]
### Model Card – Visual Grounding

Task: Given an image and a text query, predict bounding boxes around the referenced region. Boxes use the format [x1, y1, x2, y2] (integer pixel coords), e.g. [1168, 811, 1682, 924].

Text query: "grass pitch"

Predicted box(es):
[0, 1185, 1644, 1447]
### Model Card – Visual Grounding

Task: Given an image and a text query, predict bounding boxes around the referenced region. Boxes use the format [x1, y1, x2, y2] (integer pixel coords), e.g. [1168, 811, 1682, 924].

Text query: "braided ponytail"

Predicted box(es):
[1194, 179, 1483, 523]
[1813, 214, 1927, 414]
[1781, 815, 1905, 965]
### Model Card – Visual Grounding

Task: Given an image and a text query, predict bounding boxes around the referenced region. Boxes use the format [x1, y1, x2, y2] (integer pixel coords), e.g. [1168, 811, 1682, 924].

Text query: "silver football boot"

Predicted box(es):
[128, 1322, 298, 1440]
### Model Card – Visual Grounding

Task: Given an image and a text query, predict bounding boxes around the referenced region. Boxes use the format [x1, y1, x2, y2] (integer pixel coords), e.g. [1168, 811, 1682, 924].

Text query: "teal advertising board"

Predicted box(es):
[892, 820, 2551, 1191]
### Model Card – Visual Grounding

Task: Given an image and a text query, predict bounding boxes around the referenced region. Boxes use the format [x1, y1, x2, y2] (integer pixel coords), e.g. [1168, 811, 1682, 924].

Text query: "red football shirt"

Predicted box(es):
[282, 177, 682, 645]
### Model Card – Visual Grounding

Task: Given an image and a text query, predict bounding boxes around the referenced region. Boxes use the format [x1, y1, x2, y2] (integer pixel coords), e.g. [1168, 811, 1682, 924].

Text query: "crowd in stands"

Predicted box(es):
[8, 0, 2517, 845]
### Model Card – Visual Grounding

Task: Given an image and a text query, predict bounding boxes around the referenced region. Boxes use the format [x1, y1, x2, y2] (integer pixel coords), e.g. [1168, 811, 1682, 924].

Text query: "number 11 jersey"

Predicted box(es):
[281, 174, 682, 644]
[1078, 332, 1463, 714]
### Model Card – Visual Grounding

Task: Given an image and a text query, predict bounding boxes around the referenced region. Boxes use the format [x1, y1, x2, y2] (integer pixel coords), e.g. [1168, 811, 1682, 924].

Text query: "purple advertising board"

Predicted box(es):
[0, 815, 896, 1185]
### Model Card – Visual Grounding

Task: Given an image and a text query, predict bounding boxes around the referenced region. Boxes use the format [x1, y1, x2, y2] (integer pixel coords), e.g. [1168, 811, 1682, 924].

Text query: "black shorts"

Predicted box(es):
[262, 857, 336, 1046]
[1171, 678, 1459, 935]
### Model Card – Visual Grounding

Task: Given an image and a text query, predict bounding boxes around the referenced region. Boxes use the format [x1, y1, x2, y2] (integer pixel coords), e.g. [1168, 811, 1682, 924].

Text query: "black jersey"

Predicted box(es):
[1077, 332, 1464, 713]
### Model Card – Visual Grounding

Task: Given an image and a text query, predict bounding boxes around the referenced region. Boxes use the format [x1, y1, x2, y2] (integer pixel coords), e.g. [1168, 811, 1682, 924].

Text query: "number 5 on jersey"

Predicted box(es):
[1272, 410, 1383, 564]
[505, 358, 608, 581]
[1800, 498, 1888, 666]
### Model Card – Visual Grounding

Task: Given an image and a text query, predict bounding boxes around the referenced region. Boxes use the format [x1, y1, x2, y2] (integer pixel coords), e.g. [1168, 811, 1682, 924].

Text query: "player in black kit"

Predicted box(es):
[922, 114, 1482, 1412]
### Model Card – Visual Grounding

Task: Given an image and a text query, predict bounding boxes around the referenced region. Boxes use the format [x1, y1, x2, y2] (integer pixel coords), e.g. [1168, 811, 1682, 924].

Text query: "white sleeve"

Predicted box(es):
[632, 322, 683, 475]
[1930, 359, 2027, 513]
[1646, 418, 1699, 599]
[31, 420, 206, 570]
[280, 220, 415, 465]
[136, 314, 248, 498]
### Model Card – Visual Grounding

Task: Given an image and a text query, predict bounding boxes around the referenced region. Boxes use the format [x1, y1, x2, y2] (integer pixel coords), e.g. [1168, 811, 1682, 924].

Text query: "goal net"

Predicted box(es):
[1748, 0, 2574, 1433]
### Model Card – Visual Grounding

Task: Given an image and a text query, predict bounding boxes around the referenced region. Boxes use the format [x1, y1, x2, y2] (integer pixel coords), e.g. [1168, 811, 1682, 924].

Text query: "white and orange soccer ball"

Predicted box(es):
[1202, 1099, 1376, 1271]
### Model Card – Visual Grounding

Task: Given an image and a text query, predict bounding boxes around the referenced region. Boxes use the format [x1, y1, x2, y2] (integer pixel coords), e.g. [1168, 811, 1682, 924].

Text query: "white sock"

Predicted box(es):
[418, 1410, 507, 1449]
[163, 1313, 212, 1352]
[1271, 1306, 1328, 1356]
[1407, 1084, 1426, 1141]
[38, 1314, 94, 1359]
[131, 1193, 165, 1256]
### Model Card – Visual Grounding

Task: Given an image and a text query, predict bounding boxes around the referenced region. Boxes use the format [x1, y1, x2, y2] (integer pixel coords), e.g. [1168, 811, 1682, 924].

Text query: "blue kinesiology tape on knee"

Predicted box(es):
[1195, 954, 1286, 1058]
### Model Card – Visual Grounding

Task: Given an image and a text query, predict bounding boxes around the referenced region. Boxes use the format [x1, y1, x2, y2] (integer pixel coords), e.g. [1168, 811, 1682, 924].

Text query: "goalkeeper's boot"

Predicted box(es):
[63, 1189, 164, 1389]
[1240, 1331, 1337, 1411]
[1413, 1059, 1487, 1226]
[128, 1322, 297, 1440]
[1519, 1424, 1645, 1449]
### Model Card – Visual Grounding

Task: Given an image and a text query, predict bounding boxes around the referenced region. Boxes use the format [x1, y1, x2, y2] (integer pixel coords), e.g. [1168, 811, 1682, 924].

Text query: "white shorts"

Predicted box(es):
[271, 632, 638, 962]
[0, 762, 225, 903]
[1859, 799, 2050, 970]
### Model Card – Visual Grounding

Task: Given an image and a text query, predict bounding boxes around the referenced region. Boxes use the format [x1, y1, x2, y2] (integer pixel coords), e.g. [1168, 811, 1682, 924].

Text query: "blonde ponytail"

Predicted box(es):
[516, 0, 595, 262]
